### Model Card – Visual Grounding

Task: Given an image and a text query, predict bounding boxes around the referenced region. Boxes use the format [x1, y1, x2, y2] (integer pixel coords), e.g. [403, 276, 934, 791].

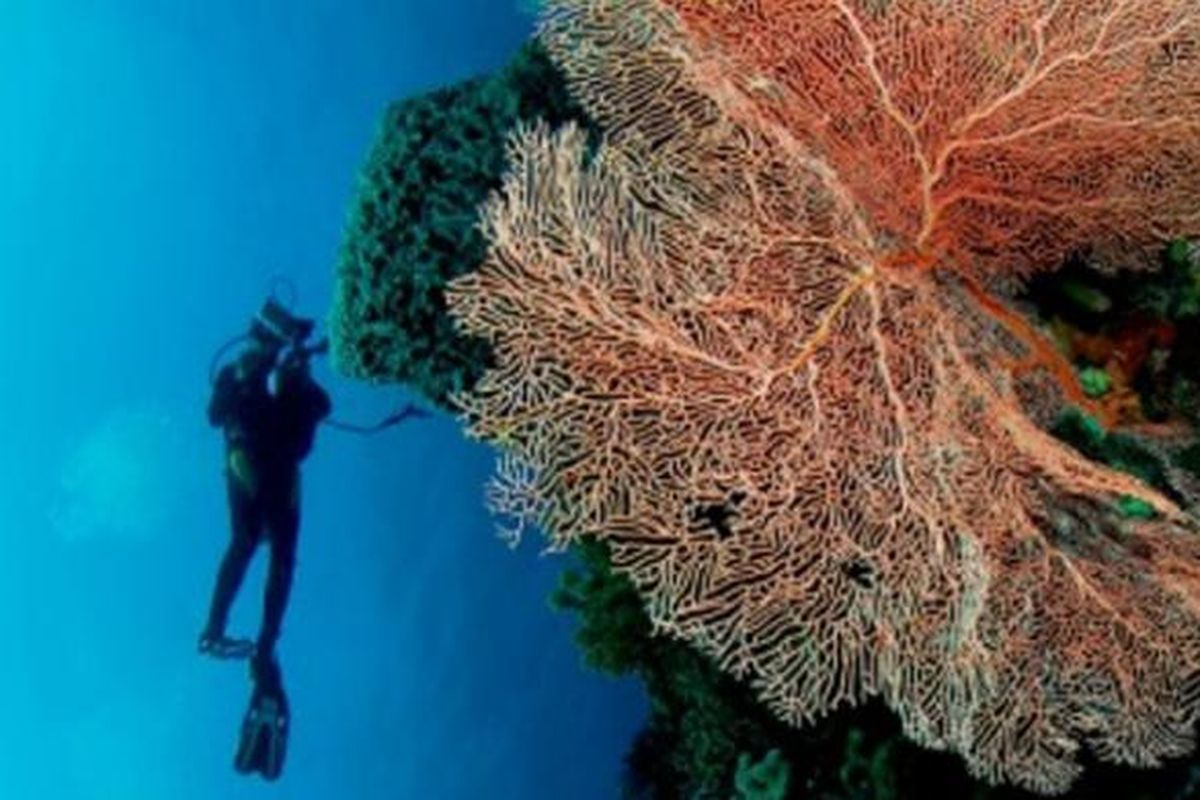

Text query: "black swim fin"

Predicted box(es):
[234, 656, 289, 780]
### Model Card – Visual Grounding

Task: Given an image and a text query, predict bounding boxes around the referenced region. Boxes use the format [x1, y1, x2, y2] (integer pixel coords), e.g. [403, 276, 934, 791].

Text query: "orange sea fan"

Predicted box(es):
[445, 1, 1200, 792]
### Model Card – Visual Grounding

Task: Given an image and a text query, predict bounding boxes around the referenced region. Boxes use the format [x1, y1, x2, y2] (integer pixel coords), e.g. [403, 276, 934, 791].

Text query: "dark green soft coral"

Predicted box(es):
[734, 749, 790, 800]
[331, 41, 595, 407]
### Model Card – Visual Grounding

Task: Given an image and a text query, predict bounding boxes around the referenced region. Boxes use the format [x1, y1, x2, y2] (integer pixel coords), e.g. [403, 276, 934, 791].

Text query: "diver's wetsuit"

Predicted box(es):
[204, 353, 331, 658]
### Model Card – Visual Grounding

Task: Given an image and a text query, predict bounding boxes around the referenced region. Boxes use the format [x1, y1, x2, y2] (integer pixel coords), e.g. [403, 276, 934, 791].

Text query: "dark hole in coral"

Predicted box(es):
[687, 490, 747, 540]
[842, 558, 875, 589]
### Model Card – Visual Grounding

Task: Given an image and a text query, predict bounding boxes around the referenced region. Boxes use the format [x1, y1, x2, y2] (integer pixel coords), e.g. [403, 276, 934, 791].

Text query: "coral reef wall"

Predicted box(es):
[333, 10, 1200, 798]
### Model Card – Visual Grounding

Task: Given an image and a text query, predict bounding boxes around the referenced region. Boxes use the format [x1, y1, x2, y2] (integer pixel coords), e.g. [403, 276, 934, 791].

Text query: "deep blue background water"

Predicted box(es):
[0, 1, 647, 796]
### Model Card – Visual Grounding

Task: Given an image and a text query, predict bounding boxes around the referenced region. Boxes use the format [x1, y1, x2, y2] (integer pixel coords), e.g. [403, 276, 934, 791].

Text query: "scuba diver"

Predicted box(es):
[199, 298, 329, 781]
[200, 293, 427, 781]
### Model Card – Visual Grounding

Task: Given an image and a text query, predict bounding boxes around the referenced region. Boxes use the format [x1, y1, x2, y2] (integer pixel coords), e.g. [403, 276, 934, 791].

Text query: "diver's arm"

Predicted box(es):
[297, 370, 332, 423]
[278, 353, 332, 422]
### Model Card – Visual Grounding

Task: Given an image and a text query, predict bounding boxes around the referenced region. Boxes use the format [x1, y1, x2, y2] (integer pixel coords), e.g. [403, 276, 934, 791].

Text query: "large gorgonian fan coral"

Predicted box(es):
[445, 1, 1200, 793]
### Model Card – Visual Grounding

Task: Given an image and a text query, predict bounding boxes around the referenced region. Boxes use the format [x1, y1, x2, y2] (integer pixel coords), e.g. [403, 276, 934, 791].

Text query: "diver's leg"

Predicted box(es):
[202, 479, 263, 642]
[258, 476, 300, 658]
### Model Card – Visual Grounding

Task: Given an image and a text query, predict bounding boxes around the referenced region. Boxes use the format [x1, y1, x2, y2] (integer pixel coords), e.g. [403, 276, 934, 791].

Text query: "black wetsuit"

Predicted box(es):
[204, 355, 331, 658]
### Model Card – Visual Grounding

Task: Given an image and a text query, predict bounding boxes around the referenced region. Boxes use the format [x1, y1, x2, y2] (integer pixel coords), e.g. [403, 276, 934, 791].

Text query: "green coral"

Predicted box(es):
[838, 728, 897, 800]
[1116, 495, 1156, 520]
[1078, 366, 1112, 398]
[1161, 238, 1200, 319]
[331, 41, 595, 408]
[1060, 279, 1113, 314]
[1119, 239, 1200, 321]
[735, 750, 790, 800]
[1166, 238, 1192, 270]
[549, 537, 655, 675]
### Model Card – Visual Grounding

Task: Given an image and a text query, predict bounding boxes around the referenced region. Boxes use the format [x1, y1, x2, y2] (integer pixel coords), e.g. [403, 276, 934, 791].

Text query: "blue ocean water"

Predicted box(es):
[0, 1, 647, 797]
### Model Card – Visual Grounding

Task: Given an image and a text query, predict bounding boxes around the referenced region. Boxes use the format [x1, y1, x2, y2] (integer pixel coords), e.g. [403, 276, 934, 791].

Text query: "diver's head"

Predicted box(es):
[227, 296, 318, 383]
[258, 298, 314, 346]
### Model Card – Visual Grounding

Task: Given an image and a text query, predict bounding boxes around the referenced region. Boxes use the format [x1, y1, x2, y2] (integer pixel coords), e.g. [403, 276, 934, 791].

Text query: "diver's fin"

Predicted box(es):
[198, 634, 256, 661]
[234, 676, 289, 780]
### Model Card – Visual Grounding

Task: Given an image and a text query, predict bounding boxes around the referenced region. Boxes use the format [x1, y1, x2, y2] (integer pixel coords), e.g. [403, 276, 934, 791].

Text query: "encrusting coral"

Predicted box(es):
[445, 1, 1200, 793]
